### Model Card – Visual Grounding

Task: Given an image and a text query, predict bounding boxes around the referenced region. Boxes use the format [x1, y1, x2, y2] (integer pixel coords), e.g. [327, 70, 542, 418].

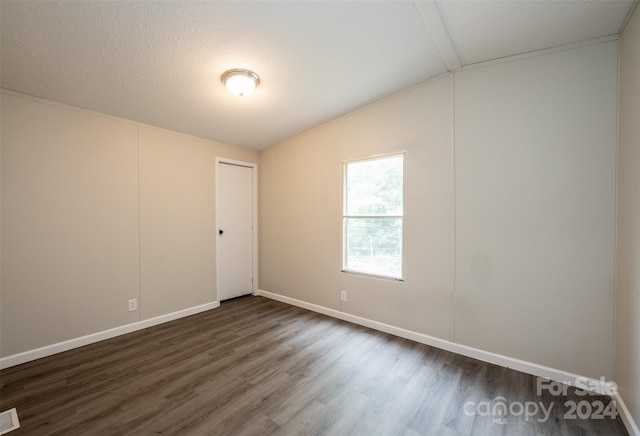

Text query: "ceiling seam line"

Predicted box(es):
[412, 0, 462, 71]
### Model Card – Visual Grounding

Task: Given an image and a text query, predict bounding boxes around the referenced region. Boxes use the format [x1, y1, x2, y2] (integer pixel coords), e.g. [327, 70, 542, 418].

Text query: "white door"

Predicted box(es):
[217, 162, 254, 300]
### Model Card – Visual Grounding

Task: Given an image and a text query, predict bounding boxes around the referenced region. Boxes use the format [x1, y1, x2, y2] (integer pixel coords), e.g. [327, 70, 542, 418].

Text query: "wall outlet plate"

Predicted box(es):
[340, 290, 347, 302]
[128, 299, 137, 312]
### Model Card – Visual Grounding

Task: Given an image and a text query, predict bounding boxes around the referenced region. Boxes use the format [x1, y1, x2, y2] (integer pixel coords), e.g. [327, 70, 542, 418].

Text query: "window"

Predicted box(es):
[342, 154, 405, 280]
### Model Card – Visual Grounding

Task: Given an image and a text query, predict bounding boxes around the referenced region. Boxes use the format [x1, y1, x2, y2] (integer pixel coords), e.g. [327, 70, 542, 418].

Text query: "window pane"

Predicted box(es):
[346, 155, 403, 215]
[345, 217, 402, 279]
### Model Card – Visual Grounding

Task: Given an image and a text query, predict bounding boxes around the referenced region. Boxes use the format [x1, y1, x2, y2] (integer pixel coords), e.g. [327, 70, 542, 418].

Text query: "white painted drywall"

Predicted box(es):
[260, 75, 454, 340]
[0, 91, 257, 357]
[259, 119, 344, 312]
[260, 41, 618, 381]
[340, 76, 454, 337]
[454, 41, 617, 378]
[616, 4, 640, 429]
[139, 127, 256, 319]
[1, 93, 140, 356]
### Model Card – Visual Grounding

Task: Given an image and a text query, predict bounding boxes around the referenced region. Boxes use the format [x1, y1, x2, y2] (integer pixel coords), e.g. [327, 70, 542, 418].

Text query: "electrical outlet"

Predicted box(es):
[340, 290, 347, 302]
[128, 299, 137, 312]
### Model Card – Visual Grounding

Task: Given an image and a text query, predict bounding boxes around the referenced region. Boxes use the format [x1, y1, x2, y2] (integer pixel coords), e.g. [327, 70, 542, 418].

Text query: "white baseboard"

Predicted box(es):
[255, 289, 610, 392]
[613, 391, 640, 436]
[0, 301, 220, 370]
[257, 289, 640, 434]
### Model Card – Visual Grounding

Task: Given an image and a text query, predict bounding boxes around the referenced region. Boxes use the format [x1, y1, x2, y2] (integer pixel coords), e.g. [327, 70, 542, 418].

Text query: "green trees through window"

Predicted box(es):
[343, 154, 404, 280]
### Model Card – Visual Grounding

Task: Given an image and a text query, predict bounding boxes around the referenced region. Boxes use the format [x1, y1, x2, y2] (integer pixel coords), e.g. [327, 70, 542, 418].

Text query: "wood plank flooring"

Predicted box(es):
[0, 296, 629, 435]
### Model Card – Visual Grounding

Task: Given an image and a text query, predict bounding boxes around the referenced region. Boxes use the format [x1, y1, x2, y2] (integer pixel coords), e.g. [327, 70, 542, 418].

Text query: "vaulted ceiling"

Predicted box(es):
[1, 1, 636, 150]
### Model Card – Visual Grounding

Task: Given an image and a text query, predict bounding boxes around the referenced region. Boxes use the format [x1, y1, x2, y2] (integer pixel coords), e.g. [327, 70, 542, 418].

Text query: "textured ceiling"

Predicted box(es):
[1, 1, 635, 150]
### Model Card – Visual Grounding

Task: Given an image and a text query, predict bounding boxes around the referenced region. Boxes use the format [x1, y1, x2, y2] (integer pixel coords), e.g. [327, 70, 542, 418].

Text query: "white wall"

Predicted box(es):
[455, 41, 617, 379]
[1, 93, 140, 356]
[260, 120, 344, 312]
[260, 41, 618, 380]
[260, 75, 454, 338]
[0, 91, 257, 358]
[139, 126, 255, 319]
[340, 76, 454, 337]
[616, 4, 640, 429]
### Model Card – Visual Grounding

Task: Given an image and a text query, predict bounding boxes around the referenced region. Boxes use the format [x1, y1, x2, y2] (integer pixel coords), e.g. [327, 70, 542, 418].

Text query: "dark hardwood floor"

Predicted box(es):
[0, 296, 629, 435]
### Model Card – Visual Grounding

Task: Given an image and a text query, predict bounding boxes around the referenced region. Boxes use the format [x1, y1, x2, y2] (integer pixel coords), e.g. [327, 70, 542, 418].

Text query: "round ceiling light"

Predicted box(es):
[221, 69, 260, 97]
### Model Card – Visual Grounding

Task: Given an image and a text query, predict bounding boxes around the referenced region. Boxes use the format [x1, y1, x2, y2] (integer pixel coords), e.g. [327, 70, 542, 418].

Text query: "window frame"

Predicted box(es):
[341, 152, 406, 282]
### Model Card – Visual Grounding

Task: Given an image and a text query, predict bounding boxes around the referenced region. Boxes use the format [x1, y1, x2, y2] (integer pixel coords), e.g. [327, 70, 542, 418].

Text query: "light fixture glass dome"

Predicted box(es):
[221, 69, 260, 97]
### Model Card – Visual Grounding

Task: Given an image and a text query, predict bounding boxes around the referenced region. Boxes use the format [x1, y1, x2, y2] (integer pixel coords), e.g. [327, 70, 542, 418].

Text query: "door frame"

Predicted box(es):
[215, 157, 258, 302]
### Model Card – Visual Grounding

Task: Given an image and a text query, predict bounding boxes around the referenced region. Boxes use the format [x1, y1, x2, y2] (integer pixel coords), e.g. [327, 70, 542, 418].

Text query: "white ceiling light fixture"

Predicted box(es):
[221, 69, 260, 97]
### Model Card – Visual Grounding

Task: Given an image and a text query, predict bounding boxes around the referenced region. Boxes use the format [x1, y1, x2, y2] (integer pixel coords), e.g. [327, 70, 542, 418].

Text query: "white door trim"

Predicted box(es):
[215, 157, 258, 301]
